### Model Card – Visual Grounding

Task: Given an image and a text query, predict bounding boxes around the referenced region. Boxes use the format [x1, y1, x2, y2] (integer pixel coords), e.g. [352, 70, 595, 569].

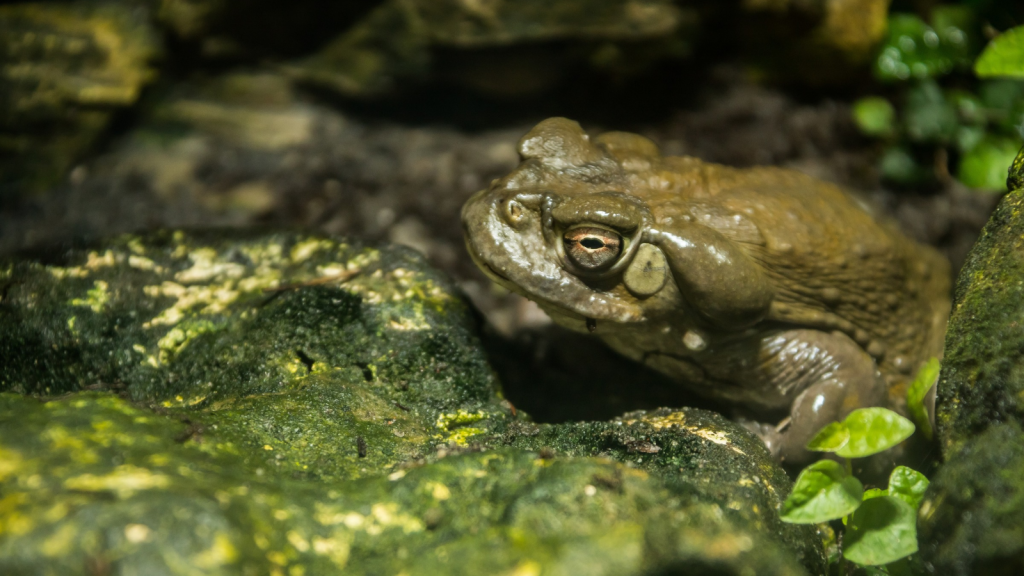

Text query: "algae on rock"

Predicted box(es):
[0, 230, 824, 574]
[920, 146, 1024, 574]
[0, 230, 506, 481]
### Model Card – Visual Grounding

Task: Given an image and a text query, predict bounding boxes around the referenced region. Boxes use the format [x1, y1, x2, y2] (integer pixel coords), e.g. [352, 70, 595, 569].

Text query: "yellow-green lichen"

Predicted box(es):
[128, 254, 164, 273]
[48, 250, 118, 280]
[434, 409, 488, 446]
[192, 532, 240, 569]
[143, 281, 241, 327]
[69, 280, 110, 313]
[0, 447, 24, 481]
[154, 318, 220, 363]
[63, 465, 172, 497]
[623, 410, 746, 455]
[290, 238, 337, 263]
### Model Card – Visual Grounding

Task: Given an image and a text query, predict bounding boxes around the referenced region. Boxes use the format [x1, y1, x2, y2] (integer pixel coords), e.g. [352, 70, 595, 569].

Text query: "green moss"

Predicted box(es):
[924, 148, 1024, 573]
[0, 393, 817, 576]
[0, 230, 823, 573]
[499, 408, 825, 572]
[937, 188, 1024, 451]
[919, 422, 1024, 574]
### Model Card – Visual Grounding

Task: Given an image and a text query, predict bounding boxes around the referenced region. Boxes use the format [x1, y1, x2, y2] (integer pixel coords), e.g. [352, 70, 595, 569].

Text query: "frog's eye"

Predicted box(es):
[563, 226, 623, 271]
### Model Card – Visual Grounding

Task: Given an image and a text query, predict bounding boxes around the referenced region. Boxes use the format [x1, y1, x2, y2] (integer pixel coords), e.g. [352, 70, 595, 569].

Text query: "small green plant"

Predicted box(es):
[780, 360, 940, 571]
[852, 7, 1024, 191]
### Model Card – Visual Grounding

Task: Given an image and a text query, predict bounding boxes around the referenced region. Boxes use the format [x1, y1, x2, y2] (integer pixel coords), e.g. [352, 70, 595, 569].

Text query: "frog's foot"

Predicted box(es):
[745, 327, 888, 461]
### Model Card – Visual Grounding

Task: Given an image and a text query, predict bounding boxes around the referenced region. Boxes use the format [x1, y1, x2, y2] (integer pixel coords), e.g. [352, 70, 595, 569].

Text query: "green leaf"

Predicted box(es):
[835, 408, 915, 458]
[780, 460, 863, 524]
[906, 357, 939, 440]
[887, 466, 929, 510]
[853, 97, 896, 137]
[958, 135, 1023, 191]
[862, 488, 888, 501]
[844, 496, 919, 565]
[976, 25, 1024, 79]
[807, 421, 850, 452]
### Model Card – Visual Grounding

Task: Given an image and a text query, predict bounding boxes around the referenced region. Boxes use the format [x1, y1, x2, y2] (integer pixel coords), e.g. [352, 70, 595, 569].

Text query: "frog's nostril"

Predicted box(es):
[506, 199, 525, 224]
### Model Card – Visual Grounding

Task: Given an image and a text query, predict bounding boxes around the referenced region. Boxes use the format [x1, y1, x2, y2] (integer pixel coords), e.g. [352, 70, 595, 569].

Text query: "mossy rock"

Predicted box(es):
[919, 422, 1024, 575]
[0, 2, 161, 194]
[936, 151, 1024, 451]
[0, 230, 823, 574]
[1, 230, 506, 481]
[922, 148, 1024, 573]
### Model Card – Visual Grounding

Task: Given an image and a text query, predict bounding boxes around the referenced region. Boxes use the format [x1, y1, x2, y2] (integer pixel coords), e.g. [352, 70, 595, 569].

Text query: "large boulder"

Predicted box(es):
[0, 230, 824, 574]
[919, 147, 1024, 574]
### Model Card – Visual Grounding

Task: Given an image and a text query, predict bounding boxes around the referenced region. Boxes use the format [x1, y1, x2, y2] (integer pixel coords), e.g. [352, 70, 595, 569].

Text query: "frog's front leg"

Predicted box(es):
[749, 329, 889, 464]
[645, 224, 773, 329]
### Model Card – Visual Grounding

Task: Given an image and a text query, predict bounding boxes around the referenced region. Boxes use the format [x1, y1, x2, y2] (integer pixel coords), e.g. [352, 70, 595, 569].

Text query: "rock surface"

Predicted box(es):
[285, 0, 692, 98]
[0, 1, 160, 193]
[920, 146, 1024, 574]
[0, 230, 824, 575]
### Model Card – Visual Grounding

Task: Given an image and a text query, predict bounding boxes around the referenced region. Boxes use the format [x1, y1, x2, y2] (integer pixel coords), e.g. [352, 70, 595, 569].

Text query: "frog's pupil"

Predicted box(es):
[581, 238, 605, 250]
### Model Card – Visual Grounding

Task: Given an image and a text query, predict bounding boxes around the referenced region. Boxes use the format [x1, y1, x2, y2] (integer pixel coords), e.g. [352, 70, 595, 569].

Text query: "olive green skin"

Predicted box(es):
[462, 118, 950, 462]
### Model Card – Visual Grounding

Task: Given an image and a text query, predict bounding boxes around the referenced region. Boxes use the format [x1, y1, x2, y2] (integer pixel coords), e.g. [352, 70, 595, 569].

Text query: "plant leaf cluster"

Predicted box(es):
[853, 5, 1024, 191]
[780, 361, 941, 570]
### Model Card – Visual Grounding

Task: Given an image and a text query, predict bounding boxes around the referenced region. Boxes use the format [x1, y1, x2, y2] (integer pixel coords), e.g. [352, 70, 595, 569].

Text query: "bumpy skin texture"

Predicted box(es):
[462, 117, 950, 462]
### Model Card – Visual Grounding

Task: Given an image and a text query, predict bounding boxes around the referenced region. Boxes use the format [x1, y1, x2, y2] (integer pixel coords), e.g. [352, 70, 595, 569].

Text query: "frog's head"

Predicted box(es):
[462, 117, 672, 328]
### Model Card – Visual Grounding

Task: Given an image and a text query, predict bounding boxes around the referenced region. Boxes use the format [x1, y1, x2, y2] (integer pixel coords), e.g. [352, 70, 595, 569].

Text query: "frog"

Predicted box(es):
[462, 117, 950, 463]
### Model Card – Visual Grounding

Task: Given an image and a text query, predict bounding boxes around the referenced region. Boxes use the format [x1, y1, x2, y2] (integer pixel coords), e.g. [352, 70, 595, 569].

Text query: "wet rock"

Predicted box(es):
[934, 161, 1024, 452]
[919, 422, 1024, 575]
[920, 148, 1024, 573]
[283, 0, 692, 98]
[0, 2, 161, 194]
[0, 230, 824, 574]
[0, 393, 817, 575]
[503, 407, 827, 572]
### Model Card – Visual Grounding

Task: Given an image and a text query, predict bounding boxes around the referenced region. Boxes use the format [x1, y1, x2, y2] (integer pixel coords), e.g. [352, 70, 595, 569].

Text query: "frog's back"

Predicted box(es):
[648, 160, 950, 385]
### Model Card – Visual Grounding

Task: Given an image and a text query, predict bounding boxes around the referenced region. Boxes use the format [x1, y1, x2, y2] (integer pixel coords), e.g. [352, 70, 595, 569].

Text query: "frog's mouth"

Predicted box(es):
[462, 188, 645, 324]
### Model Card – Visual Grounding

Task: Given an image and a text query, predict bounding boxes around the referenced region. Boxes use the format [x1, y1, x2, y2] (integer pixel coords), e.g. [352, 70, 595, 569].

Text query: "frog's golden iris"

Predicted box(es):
[562, 226, 622, 271]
